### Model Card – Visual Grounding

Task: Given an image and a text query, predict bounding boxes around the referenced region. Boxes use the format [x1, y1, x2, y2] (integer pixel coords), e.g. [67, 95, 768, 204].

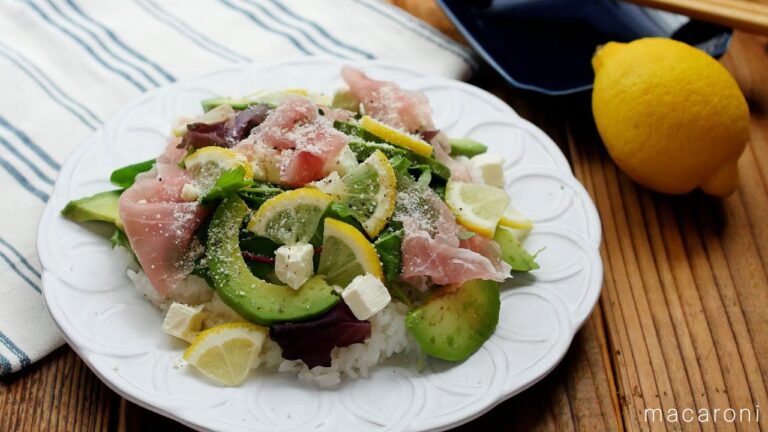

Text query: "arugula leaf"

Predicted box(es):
[390, 155, 412, 177]
[374, 222, 404, 282]
[191, 257, 214, 287]
[310, 202, 367, 246]
[111, 228, 140, 268]
[239, 231, 280, 279]
[110, 159, 156, 188]
[336, 122, 450, 180]
[199, 166, 253, 204]
[239, 183, 284, 209]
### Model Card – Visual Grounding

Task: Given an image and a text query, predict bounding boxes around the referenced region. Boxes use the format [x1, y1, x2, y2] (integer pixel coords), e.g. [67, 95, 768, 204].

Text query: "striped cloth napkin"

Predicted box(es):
[0, 0, 474, 375]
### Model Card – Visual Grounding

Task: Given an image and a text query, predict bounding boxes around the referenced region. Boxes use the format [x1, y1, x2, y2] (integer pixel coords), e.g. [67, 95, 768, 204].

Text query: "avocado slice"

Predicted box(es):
[494, 226, 539, 272]
[61, 190, 123, 229]
[406, 279, 500, 362]
[201, 97, 258, 112]
[206, 196, 339, 325]
[448, 137, 488, 157]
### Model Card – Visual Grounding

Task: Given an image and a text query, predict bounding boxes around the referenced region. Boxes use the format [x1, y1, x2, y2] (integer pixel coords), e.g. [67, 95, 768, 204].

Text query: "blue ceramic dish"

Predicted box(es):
[436, 0, 733, 95]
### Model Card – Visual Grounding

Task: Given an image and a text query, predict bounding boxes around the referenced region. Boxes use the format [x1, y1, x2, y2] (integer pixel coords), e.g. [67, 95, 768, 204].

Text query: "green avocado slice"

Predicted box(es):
[406, 279, 500, 362]
[206, 196, 339, 325]
[61, 190, 123, 229]
[448, 137, 487, 157]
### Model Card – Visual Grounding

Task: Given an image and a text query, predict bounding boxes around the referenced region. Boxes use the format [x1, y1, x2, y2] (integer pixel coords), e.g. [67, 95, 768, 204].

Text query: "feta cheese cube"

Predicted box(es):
[275, 243, 315, 290]
[250, 160, 267, 182]
[341, 274, 391, 320]
[180, 183, 201, 202]
[162, 303, 206, 342]
[323, 146, 359, 176]
[471, 153, 505, 188]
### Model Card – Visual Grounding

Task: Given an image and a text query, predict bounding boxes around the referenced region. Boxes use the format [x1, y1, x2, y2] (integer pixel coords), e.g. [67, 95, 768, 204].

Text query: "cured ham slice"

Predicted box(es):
[460, 234, 512, 276]
[341, 66, 434, 133]
[395, 178, 509, 287]
[119, 140, 210, 296]
[245, 95, 348, 187]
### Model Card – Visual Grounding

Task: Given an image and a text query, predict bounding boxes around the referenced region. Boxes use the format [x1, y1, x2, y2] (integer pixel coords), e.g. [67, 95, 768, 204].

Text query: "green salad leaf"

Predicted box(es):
[335, 121, 451, 180]
[111, 228, 140, 268]
[239, 183, 284, 209]
[110, 159, 156, 189]
[200, 166, 253, 205]
[374, 222, 404, 283]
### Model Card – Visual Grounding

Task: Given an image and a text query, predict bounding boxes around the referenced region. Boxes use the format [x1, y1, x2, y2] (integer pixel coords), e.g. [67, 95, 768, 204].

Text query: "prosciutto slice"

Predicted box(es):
[396, 179, 509, 287]
[341, 66, 434, 133]
[119, 140, 210, 296]
[244, 95, 348, 187]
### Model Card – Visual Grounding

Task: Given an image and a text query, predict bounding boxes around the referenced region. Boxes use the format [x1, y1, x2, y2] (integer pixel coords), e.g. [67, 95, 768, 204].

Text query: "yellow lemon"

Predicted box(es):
[592, 38, 749, 196]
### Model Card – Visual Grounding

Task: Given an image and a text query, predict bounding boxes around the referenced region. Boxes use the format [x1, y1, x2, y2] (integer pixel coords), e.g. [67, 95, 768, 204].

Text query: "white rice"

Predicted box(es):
[121, 247, 414, 387]
[261, 301, 413, 387]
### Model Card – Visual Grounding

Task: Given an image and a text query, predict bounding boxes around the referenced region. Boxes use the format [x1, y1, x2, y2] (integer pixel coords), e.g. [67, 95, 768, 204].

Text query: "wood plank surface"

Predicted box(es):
[2, 6, 768, 432]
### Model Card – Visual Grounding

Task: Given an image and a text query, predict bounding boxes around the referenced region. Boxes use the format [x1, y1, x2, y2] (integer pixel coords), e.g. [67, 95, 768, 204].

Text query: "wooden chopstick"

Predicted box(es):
[625, 0, 768, 35]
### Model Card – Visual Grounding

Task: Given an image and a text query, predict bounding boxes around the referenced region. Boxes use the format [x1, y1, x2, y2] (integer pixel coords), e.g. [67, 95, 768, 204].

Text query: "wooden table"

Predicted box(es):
[2, 12, 767, 432]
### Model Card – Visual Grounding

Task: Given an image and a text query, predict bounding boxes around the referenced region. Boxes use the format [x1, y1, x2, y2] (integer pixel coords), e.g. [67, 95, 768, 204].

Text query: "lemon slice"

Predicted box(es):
[183, 322, 267, 386]
[247, 188, 334, 245]
[360, 115, 433, 157]
[498, 204, 533, 231]
[445, 181, 511, 238]
[315, 150, 396, 238]
[184, 147, 254, 194]
[317, 218, 383, 286]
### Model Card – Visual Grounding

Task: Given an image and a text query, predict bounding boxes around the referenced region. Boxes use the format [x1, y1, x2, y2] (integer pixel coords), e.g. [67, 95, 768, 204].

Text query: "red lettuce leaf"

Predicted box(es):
[179, 104, 271, 149]
[269, 303, 371, 368]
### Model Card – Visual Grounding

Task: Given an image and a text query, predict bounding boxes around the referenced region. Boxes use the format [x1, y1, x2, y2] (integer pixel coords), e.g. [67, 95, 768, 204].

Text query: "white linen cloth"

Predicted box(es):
[0, 0, 474, 375]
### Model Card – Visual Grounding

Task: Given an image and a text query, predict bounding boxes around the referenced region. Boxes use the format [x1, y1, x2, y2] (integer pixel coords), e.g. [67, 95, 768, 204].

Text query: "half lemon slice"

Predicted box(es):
[445, 181, 510, 238]
[314, 150, 396, 238]
[183, 322, 267, 386]
[360, 115, 433, 158]
[498, 204, 533, 231]
[247, 187, 334, 245]
[317, 218, 383, 286]
[184, 146, 254, 194]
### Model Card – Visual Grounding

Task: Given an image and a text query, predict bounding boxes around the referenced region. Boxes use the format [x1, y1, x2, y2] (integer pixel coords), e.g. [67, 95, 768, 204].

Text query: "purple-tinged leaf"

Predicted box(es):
[269, 303, 371, 368]
[227, 105, 271, 142]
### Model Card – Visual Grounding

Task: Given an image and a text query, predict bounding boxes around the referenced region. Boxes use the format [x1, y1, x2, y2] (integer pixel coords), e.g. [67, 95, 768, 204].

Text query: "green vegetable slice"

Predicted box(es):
[110, 159, 156, 189]
[207, 196, 339, 325]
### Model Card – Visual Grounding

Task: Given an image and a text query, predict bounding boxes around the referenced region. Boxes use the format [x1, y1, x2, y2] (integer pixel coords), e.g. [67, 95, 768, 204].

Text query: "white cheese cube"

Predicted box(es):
[471, 153, 505, 188]
[275, 243, 315, 290]
[341, 274, 391, 320]
[180, 183, 201, 202]
[323, 146, 359, 176]
[162, 303, 206, 342]
[250, 160, 267, 182]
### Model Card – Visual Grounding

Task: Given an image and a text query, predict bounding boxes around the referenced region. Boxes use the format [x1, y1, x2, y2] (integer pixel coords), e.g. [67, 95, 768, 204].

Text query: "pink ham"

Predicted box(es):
[396, 183, 509, 287]
[246, 95, 348, 187]
[341, 66, 434, 133]
[119, 140, 210, 296]
[460, 234, 512, 276]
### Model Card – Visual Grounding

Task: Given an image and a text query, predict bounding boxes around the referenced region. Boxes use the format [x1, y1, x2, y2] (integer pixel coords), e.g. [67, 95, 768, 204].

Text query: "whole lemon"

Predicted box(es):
[592, 38, 749, 196]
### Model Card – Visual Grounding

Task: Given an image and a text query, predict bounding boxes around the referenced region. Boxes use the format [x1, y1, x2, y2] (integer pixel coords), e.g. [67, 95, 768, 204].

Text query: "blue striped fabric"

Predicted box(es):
[0, 0, 473, 375]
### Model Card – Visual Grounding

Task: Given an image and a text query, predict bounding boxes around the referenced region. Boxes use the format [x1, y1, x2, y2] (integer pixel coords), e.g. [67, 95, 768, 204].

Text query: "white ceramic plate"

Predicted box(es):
[38, 58, 602, 431]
